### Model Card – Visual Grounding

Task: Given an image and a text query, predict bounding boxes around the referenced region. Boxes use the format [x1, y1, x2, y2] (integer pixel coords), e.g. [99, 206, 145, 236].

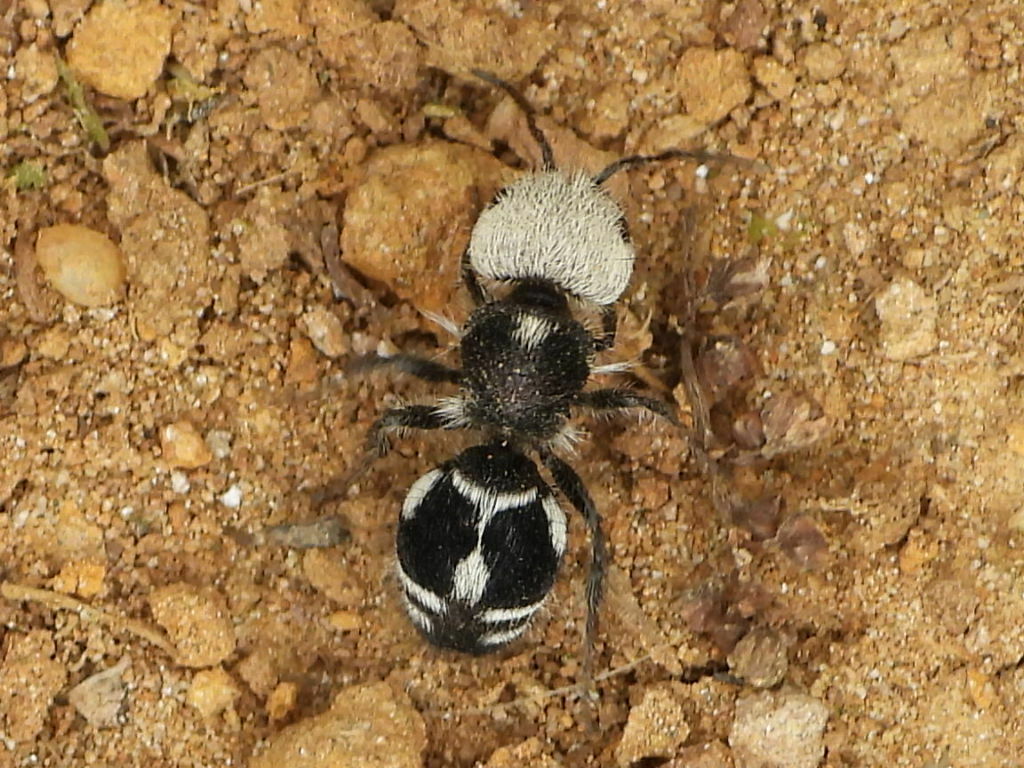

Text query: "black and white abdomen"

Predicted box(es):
[396, 442, 567, 654]
[467, 170, 634, 306]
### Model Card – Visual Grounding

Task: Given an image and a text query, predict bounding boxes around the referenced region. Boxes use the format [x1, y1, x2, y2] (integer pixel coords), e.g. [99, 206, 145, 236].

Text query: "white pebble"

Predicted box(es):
[219, 485, 243, 509]
[170, 471, 190, 494]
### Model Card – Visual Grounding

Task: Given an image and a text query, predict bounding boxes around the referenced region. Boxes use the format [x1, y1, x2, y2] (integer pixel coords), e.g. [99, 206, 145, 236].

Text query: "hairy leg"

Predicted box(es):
[538, 449, 606, 721]
[594, 148, 756, 186]
[592, 305, 618, 352]
[574, 388, 679, 425]
[460, 247, 489, 306]
[471, 69, 555, 172]
[313, 404, 452, 506]
[349, 353, 461, 384]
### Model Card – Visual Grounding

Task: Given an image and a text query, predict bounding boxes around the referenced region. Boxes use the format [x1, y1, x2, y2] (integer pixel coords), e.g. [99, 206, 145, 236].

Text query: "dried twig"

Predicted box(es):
[429, 653, 653, 719]
[321, 223, 375, 307]
[1, 582, 177, 660]
[14, 229, 50, 323]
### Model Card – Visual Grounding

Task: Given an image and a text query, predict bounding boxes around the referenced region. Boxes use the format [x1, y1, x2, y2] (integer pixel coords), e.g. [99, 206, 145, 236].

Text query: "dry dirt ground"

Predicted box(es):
[2, 1, 1024, 766]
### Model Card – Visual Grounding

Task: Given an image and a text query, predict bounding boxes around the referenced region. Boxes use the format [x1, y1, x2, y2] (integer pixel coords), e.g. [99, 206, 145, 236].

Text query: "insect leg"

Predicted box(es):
[460, 246, 489, 306]
[471, 69, 556, 172]
[349, 353, 462, 384]
[313, 405, 453, 507]
[592, 306, 618, 352]
[538, 450, 606, 706]
[575, 388, 679, 425]
[593, 148, 754, 186]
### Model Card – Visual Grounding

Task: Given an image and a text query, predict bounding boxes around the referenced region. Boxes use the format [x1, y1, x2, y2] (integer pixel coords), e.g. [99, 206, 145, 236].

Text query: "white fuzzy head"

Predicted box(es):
[468, 170, 635, 306]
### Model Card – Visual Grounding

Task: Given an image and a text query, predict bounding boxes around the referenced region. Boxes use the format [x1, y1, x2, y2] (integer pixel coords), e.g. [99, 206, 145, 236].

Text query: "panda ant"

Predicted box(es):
[348, 70, 730, 668]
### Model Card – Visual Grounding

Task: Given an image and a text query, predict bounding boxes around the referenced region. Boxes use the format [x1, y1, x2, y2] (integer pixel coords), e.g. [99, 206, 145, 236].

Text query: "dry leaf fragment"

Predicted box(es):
[760, 392, 829, 457]
[731, 493, 781, 541]
[774, 514, 828, 570]
[695, 336, 758, 403]
[727, 626, 788, 688]
[705, 255, 770, 307]
[732, 410, 766, 450]
[68, 658, 130, 728]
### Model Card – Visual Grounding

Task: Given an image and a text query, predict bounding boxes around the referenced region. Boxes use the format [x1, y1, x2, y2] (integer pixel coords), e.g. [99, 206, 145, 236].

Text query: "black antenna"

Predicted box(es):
[594, 148, 758, 186]
[472, 69, 556, 172]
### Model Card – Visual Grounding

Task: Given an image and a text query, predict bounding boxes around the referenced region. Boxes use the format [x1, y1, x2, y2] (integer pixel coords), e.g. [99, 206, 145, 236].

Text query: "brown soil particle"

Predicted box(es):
[186, 665, 242, 719]
[729, 691, 829, 768]
[149, 582, 236, 668]
[66, 0, 173, 100]
[3, 1, 1024, 766]
[615, 683, 692, 767]
[0, 630, 68, 743]
[250, 681, 427, 768]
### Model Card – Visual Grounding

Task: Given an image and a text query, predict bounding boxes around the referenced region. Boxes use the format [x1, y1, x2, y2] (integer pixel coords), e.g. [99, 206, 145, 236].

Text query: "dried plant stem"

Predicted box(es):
[1, 582, 177, 660]
[430, 653, 653, 719]
[678, 333, 741, 522]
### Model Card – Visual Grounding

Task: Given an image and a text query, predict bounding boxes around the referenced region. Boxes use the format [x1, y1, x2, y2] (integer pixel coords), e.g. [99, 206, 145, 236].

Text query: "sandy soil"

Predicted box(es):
[2, 1, 1023, 766]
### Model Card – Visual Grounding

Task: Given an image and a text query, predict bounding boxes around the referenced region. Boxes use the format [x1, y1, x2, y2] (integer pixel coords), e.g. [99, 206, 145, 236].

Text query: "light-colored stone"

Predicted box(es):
[729, 691, 828, 768]
[35, 224, 126, 307]
[14, 42, 59, 103]
[615, 683, 691, 767]
[251, 681, 426, 768]
[66, 0, 173, 99]
[728, 627, 788, 688]
[752, 57, 795, 101]
[150, 583, 235, 668]
[67, 658, 130, 728]
[187, 667, 241, 718]
[243, 47, 318, 131]
[301, 307, 348, 358]
[875, 278, 938, 360]
[341, 141, 508, 313]
[801, 43, 845, 82]
[267, 681, 299, 721]
[0, 631, 68, 742]
[484, 737, 563, 768]
[161, 420, 214, 469]
[675, 47, 752, 126]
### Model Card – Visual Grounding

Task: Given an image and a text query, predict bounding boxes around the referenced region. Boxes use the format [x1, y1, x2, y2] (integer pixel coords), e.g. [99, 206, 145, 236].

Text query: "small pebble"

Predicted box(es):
[187, 667, 241, 719]
[206, 430, 233, 460]
[267, 681, 299, 722]
[161, 420, 213, 469]
[170, 471, 191, 494]
[150, 583, 236, 668]
[68, 658, 130, 728]
[675, 47, 752, 126]
[66, 0, 173, 99]
[615, 683, 691, 767]
[0, 337, 28, 368]
[300, 307, 348, 358]
[35, 224, 126, 307]
[328, 610, 363, 633]
[0, 630, 68, 742]
[250, 681, 426, 768]
[728, 626, 789, 688]
[1004, 423, 1024, 456]
[801, 42, 846, 81]
[875, 278, 938, 360]
[729, 691, 829, 768]
[219, 484, 243, 509]
[14, 42, 59, 103]
[484, 737, 563, 768]
[51, 560, 106, 599]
